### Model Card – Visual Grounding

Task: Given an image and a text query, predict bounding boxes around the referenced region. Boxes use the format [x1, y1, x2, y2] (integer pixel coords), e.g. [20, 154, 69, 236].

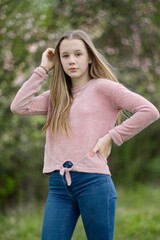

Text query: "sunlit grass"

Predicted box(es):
[0, 185, 160, 240]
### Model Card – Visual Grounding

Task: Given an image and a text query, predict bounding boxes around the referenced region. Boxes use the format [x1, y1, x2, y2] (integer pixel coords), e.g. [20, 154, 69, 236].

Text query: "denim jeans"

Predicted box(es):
[41, 171, 117, 240]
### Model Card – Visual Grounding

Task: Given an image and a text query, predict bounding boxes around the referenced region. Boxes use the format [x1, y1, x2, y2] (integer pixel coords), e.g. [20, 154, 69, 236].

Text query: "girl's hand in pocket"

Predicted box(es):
[91, 134, 112, 159]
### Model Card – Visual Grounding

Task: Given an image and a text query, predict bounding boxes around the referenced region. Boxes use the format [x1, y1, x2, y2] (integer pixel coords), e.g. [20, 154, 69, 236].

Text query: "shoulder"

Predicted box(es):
[90, 78, 120, 88]
[89, 78, 121, 96]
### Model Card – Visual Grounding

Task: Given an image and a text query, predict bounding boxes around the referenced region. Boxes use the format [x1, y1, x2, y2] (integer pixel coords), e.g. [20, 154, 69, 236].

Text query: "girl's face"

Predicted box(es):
[59, 39, 91, 86]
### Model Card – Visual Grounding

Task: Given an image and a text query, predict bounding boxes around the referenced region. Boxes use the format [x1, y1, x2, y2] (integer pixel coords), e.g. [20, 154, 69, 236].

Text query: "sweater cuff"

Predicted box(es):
[108, 129, 123, 146]
[33, 67, 49, 80]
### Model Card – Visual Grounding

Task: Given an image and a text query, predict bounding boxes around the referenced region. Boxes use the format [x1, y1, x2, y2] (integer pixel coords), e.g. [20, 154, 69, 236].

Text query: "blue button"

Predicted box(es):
[63, 161, 73, 168]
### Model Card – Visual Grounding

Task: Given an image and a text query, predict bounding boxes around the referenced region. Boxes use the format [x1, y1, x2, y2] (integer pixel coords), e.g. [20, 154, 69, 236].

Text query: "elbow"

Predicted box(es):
[10, 102, 21, 115]
[10, 102, 30, 115]
[149, 106, 160, 122]
[152, 106, 160, 120]
[10, 103, 17, 114]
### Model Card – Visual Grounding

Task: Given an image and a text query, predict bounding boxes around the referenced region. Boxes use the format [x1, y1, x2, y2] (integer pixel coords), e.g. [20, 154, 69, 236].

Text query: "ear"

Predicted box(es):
[88, 59, 92, 63]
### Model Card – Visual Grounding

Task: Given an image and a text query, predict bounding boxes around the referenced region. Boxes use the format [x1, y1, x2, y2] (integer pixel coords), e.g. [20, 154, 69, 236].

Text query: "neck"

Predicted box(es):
[71, 74, 91, 88]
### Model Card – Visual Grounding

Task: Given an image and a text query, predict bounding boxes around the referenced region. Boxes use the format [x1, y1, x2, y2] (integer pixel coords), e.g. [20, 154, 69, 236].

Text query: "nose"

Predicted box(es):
[68, 56, 76, 65]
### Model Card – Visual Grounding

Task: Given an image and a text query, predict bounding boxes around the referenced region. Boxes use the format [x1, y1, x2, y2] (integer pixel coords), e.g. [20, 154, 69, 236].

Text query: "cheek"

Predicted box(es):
[81, 60, 89, 70]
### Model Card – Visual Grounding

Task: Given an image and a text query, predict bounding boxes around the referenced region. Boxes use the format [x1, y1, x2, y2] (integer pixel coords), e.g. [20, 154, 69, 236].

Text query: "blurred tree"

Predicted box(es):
[0, 0, 159, 208]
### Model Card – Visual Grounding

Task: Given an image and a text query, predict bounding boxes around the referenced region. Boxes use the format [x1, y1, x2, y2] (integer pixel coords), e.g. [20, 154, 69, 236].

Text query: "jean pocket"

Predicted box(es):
[104, 175, 117, 198]
[47, 170, 59, 178]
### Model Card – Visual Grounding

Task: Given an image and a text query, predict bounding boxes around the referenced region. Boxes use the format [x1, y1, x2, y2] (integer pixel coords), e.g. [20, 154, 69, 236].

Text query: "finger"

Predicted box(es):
[43, 48, 54, 55]
[47, 47, 55, 51]
[46, 48, 55, 53]
[47, 49, 55, 59]
[91, 143, 100, 156]
[47, 52, 54, 59]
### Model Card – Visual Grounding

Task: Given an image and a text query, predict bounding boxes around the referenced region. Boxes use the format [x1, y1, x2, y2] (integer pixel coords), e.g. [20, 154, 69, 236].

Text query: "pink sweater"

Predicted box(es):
[11, 68, 159, 185]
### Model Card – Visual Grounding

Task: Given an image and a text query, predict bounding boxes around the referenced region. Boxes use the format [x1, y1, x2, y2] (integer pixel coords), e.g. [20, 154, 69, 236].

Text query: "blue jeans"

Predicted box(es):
[41, 171, 117, 240]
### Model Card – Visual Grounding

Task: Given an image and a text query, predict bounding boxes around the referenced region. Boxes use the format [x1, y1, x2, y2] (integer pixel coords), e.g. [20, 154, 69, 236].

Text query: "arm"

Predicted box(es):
[108, 84, 160, 145]
[10, 48, 55, 116]
[92, 83, 159, 157]
[10, 68, 49, 115]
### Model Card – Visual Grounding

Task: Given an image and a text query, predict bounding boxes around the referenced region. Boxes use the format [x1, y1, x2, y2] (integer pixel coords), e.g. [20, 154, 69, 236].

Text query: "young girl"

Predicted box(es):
[11, 30, 159, 240]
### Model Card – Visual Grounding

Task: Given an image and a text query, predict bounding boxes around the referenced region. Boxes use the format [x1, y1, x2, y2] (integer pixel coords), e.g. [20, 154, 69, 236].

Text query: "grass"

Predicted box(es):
[0, 184, 160, 240]
[114, 184, 160, 240]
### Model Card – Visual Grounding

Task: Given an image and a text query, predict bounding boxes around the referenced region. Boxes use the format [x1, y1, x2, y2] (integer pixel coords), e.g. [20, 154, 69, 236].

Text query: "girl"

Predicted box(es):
[11, 30, 159, 240]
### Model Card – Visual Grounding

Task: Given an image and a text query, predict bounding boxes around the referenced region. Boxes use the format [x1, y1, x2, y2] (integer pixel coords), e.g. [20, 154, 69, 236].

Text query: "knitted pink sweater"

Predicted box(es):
[11, 68, 159, 185]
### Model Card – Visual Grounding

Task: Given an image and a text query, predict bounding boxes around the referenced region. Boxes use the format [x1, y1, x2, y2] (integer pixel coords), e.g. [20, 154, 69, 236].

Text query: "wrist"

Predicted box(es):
[103, 134, 112, 143]
[39, 65, 49, 74]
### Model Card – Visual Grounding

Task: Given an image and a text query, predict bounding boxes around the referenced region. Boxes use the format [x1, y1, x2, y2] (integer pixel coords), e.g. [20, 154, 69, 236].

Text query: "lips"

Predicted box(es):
[69, 68, 78, 72]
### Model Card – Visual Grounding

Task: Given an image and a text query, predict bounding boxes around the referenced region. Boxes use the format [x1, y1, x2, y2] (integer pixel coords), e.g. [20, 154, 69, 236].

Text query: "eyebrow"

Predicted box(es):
[61, 49, 83, 54]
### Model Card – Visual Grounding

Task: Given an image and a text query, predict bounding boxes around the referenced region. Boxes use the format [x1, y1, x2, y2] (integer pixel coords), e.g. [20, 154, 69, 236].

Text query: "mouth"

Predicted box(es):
[68, 68, 78, 72]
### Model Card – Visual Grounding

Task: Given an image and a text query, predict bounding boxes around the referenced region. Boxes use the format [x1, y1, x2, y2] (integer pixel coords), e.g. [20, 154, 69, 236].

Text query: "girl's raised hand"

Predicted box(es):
[40, 48, 55, 72]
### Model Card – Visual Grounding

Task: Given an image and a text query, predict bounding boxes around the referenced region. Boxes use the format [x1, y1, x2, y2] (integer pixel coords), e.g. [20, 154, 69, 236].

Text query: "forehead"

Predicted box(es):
[59, 39, 87, 53]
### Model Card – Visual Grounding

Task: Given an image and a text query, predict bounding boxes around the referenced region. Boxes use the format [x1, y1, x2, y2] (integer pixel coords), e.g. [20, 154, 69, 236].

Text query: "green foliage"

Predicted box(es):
[110, 121, 160, 185]
[0, 202, 43, 239]
[114, 185, 160, 240]
[0, 185, 160, 239]
[0, 0, 160, 207]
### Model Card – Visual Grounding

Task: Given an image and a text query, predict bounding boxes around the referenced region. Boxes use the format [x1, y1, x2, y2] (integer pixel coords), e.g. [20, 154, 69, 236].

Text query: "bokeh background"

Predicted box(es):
[0, 0, 160, 239]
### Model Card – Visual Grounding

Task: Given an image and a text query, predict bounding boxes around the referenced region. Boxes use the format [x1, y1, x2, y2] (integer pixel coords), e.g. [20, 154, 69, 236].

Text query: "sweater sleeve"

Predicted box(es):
[10, 67, 49, 116]
[108, 84, 160, 146]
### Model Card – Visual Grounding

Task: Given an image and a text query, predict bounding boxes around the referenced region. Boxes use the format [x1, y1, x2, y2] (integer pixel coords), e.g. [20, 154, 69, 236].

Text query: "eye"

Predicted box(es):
[62, 54, 69, 58]
[75, 53, 82, 57]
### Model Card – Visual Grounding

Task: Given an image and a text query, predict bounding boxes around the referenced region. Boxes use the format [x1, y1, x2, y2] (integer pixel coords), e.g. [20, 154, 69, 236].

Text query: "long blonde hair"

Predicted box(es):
[43, 30, 120, 135]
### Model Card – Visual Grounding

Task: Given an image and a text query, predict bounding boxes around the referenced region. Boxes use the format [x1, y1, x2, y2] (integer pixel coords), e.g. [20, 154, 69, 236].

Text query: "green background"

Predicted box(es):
[0, 0, 160, 209]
